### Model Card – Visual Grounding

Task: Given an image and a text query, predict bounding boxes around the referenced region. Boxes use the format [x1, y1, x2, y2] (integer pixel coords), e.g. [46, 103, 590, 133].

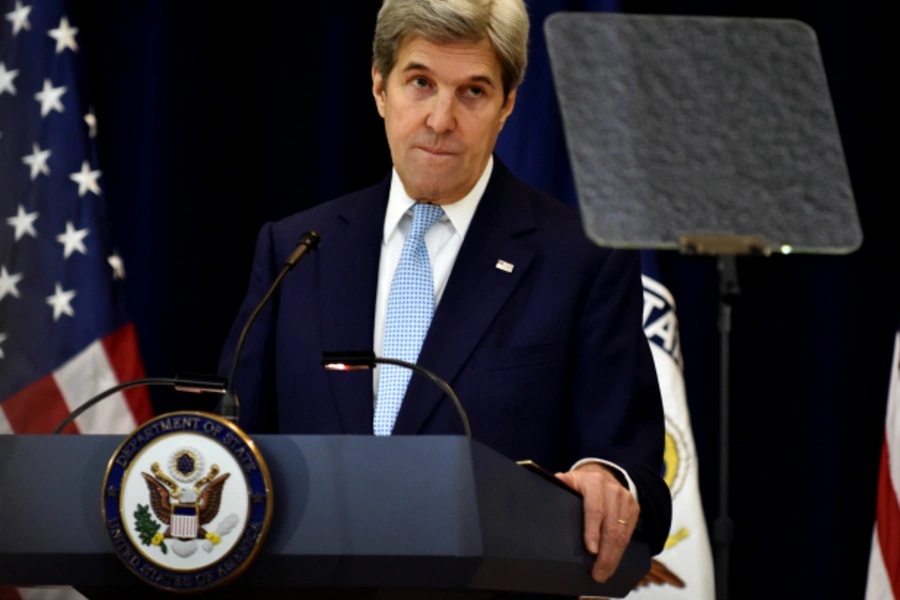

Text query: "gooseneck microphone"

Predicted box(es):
[217, 231, 322, 424]
[320, 351, 472, 437]
[52, 374, 227, 434]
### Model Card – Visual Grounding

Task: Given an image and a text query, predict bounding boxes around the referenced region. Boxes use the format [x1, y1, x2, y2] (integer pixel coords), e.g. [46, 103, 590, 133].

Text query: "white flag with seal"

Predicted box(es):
[629, 274, 715, 598]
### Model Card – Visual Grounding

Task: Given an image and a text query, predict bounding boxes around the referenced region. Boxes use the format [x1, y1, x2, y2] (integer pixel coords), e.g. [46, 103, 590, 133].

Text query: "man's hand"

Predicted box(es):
[556, 463, 640, 583]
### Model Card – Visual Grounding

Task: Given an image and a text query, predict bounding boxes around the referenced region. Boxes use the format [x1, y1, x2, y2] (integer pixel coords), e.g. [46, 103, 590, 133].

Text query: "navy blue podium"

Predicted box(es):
[0, 435, 649, 598]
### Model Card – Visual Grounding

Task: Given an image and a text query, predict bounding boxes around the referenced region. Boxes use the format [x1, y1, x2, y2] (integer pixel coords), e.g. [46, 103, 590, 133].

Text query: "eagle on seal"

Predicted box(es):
[142, 472, 231, 539]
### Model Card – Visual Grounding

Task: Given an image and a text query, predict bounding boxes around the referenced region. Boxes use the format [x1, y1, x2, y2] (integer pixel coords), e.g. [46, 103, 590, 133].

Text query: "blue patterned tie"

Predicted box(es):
[375, 202, 445, 435]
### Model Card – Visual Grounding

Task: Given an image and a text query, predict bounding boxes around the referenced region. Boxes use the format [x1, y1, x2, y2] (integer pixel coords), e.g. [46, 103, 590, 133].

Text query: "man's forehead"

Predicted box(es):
[396, 37, 501, 84]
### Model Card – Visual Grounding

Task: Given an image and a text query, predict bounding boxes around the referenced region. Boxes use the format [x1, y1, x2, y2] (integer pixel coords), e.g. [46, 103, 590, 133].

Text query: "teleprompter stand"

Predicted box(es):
[545, 14, 862, 600]
[0, 434, 649, 599]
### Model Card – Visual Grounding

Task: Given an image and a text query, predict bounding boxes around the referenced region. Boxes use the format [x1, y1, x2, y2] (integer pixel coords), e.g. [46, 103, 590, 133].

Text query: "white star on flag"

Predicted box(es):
[0, 266, 23, 301]
[84, 109, 97, 138]
[46, 283, 76, 321]
[69, 160, 102, 197]
[4, 0, 31, 36]
[22, 143, 51, 180]
[0, 62, 18, 96]
[0, 333, 7, 359]
[6, 204, 39, 241]
[34, 79, 66, 117]
[56, 221, 89, 259]
[108, 251, 126, 280]
[47, 15, 78, 54]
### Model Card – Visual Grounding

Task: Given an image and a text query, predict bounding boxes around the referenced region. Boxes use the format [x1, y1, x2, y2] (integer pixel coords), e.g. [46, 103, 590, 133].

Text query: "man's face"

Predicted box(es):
[372, 36, 517, 205]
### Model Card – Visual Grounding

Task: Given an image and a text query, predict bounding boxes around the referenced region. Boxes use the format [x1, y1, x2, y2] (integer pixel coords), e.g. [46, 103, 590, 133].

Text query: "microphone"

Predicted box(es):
[320, 351, 471, 437]
[217, 231, 322, 423]
[52, 373, 227, 434]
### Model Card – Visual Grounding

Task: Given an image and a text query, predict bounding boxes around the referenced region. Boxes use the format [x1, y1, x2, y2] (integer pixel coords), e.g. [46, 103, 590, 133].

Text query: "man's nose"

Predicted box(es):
[425, 92, 456, 134]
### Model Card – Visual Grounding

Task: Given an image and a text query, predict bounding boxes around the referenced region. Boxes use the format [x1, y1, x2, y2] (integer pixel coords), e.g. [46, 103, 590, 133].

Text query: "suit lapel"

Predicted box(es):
[392, 161, 537, 435]
[318, 179, 389, 433]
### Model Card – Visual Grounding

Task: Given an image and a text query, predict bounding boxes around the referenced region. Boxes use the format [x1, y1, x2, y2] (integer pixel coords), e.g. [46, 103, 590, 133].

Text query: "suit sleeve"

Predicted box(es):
[569, 248, 672, 555]
[217, 222, 281, 434]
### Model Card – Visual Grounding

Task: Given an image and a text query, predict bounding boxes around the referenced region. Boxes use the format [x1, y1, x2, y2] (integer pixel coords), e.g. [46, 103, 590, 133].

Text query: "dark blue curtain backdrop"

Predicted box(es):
[71, 1, 893, 598]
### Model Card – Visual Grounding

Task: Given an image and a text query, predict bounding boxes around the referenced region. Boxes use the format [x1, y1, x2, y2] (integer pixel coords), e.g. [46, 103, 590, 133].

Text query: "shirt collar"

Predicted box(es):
[383, 155, 494, 244]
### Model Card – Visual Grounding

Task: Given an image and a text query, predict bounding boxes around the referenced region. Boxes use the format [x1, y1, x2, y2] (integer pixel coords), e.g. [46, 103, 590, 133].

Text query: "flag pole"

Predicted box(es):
[714, 254, 740, 600]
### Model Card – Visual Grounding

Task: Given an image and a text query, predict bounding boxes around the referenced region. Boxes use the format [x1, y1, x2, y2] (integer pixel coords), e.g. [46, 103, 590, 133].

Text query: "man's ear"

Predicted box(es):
[372, 65, 386, 118]
[498, 88, 517, 131]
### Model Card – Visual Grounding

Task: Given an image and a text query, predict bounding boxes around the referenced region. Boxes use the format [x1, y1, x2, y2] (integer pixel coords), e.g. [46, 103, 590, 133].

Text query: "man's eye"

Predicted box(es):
[467, 87, 484, 97]
[412, 77, 429, 88]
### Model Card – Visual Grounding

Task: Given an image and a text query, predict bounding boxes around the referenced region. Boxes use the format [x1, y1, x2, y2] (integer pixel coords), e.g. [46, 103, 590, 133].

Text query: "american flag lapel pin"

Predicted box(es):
[495, 259, 514, 273]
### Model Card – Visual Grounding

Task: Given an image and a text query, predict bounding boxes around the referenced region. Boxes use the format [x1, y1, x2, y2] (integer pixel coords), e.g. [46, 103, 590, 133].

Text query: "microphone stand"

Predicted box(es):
[218, 230, 321, 424]
[55, 232, 323, 435]
[51, 374, 227, 434]
[321, 351, 472, 438]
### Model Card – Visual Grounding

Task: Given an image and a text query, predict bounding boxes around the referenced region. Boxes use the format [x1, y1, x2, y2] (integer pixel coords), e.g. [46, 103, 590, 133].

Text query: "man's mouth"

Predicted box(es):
[417, 146, 457, 156]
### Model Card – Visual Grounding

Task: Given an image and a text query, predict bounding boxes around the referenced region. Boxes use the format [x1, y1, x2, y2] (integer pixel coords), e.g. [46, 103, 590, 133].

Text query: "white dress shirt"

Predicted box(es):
[370, 156, 637, 500]
[373, 157, 494, 392]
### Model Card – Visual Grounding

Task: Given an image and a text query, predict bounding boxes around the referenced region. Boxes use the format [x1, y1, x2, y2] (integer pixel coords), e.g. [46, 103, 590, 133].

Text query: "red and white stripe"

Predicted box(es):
[0, 323, 153, 434]
[0, 588, 88, 600]
[0, 324, 153, 599]
[866, 331, 900, 599]
[0, 404, 12, 435]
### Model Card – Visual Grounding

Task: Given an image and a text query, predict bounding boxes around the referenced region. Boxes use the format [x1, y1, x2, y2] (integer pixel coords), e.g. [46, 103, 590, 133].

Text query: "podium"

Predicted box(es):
[0, 434, 650, 598]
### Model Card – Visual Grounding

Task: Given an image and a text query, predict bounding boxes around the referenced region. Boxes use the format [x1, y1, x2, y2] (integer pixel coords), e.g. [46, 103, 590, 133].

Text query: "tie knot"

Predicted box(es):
[409, 202, 445, 240]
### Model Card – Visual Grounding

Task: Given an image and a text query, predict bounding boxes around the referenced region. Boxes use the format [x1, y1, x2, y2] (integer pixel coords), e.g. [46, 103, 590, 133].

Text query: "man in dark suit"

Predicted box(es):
[220, 0, 671, 584]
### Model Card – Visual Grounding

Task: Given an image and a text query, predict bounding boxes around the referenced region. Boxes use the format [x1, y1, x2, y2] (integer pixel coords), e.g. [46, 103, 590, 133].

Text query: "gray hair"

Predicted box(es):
[373, 0, 529, 98]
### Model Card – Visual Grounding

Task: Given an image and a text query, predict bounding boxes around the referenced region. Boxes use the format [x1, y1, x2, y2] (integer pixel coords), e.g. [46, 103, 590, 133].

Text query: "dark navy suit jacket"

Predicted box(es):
[219, 159, 672, 554]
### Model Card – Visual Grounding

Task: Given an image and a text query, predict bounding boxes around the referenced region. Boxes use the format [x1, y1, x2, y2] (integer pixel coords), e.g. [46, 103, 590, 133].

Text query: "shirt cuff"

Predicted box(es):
[570, 457, 639, 504]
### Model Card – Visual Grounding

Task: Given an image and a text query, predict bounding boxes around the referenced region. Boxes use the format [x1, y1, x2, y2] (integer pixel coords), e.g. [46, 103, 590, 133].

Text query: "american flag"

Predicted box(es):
[1, 3, 153, 596]
[866, 329, 900, 600]
[0, 0, 153, 438]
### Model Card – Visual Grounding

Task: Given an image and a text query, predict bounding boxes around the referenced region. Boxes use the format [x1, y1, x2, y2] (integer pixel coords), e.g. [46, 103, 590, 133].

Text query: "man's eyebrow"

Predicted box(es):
[400, 62, 497, 87]
[401, 62, 431, 73]
[468, 75, 496, 87]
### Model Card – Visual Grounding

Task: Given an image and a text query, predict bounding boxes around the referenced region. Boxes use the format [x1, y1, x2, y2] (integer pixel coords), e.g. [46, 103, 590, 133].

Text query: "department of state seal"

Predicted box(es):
[102, 412, 272, 592]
